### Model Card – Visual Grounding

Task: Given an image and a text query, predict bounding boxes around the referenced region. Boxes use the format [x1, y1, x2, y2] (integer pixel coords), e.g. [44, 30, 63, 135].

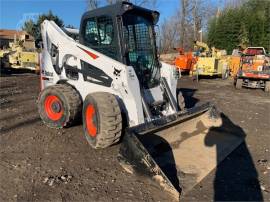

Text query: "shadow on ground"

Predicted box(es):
[0, 68, 38, 77]
[191, 75, 222, 81]
[178, 88, 199, 108]
[205, 113, 263, 201]
[124, 111, 263, 201]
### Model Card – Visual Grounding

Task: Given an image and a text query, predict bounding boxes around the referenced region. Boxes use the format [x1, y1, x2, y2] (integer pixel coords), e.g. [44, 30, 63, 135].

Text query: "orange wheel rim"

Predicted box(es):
[44, 95, 63, 121]
[86, 104, 97, 137]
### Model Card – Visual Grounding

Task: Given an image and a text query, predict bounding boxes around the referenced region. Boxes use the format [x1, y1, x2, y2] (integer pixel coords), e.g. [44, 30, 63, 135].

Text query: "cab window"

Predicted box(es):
[84, 16, 114, 46]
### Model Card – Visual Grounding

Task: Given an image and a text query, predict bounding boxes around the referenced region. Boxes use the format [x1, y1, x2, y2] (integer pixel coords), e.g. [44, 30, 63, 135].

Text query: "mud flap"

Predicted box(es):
[118, 103, 244, 201]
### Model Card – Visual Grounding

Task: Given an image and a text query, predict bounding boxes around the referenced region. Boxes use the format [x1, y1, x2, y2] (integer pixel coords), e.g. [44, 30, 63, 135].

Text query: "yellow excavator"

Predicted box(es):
[191, 41, 229, 79]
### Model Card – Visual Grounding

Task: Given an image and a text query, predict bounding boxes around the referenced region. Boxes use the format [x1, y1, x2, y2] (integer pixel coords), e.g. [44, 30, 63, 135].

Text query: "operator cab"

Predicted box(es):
[79, 1, 160, 89]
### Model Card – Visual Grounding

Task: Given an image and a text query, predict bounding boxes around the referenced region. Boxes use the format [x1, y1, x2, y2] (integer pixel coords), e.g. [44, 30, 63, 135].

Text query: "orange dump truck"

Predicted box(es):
[230, 47, 267, 77]
[235, 47, 270, 92]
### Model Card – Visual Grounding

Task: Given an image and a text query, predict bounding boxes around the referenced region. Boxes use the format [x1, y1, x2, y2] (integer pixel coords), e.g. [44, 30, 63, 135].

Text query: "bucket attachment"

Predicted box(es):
[118, 103, 244, 201]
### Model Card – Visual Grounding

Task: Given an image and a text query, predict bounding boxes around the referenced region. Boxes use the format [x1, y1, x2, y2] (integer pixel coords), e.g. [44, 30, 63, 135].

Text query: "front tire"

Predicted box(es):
[83, 92, 122, 149]
[265, 81, 270, 92]
[235, 78, 243, 89]
[38, 84, 82, 128]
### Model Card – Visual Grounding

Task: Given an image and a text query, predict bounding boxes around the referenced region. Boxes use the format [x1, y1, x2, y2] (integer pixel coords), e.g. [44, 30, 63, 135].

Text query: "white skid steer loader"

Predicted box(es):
[38, 2, 244, 200]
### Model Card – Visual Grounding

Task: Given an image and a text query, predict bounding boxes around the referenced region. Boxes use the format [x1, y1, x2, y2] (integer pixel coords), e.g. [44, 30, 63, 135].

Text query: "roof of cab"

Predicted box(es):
[81, 1, 160, 25]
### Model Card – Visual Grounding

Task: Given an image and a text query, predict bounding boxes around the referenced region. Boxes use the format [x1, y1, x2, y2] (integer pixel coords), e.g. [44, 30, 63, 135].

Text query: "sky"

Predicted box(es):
[0, 0, 180, 30]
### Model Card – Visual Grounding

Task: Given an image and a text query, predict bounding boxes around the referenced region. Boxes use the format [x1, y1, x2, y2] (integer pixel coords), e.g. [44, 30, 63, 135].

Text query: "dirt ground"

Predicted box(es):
[0, 73, 269, 201]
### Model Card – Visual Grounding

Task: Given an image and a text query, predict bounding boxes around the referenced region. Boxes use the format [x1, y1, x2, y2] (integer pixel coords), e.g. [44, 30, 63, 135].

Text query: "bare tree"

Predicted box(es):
[159, 13, 180, 53]
[106, 0, 122, 5]
[159, 0, 218, 53]
[192, 0, 199, 41]
[86, 0, 99, 10]
[224, 0, 247, 9]
[179, 0, 188, 48]
[132, 0, 157, 8]
[189, 0, 218, 42]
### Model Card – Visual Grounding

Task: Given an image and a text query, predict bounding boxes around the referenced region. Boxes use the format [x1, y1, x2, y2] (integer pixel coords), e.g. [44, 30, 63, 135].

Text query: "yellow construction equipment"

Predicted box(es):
[191, 41, 229, 79]
[0, 33, 39, 73]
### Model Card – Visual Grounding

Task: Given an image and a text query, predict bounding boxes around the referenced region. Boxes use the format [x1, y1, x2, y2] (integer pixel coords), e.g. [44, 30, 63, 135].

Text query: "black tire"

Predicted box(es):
[265, 81, 270, 92]
[177, 91, 186, 111]
[38, 84, 82, 128]
[83, 92, 122, 149]
[235, 78, 243, 89]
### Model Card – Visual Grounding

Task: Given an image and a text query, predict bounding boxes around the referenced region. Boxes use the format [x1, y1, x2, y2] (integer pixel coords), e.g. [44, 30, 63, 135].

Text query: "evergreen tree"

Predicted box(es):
[207, 0, 270, 53]
[22, 10, 64, 45]
[238, 23, 249, 49]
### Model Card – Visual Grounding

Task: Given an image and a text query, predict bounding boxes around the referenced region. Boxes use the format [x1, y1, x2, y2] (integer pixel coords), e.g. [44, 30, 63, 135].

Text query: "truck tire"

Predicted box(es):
[83, 92, 122, 149]
[265, 81, 270, 92]
[235, 78, 243, 89]
[38, 84, 82, 128]
[177, 91, 186, 111]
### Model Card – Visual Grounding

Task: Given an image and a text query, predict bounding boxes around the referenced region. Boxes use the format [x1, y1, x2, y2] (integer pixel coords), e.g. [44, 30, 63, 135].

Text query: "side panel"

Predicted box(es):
[160, 62, 178, 102]
[40, 49, 61, 88]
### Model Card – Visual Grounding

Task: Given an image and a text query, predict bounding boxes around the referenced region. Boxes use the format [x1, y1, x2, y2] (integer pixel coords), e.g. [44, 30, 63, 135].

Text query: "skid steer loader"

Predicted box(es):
[38, 2, 244, 200]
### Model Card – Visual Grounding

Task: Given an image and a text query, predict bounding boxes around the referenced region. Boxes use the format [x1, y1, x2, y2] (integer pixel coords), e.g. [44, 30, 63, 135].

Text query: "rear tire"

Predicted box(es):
[265, 81, 270, 92]
[177, 91, 186, 111]
[83, 92, 122, 149]
[235, 78, 243, 89]
[38, 84, 82, 128]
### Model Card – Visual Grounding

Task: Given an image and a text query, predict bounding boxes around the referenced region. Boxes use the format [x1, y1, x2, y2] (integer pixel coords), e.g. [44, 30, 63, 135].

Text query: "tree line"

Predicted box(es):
[207, 0, 270, 54]
[22, 10, 64, 45]
[159, 0, 218, 53]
